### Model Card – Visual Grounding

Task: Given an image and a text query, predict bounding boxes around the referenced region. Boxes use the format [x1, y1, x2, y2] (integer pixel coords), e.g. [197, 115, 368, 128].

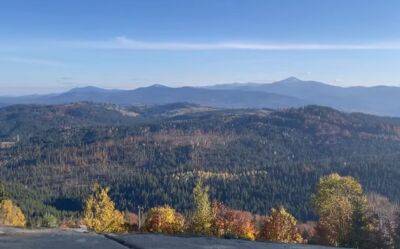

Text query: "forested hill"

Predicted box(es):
[0, 102, 399, 222]
[0, 102, 216, 139]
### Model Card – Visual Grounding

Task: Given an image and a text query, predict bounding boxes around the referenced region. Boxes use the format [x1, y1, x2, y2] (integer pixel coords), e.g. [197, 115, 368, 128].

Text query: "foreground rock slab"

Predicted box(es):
[113, 233, 339, 249]
[0, 229, 126, 249]
[0, 228, 342, 249]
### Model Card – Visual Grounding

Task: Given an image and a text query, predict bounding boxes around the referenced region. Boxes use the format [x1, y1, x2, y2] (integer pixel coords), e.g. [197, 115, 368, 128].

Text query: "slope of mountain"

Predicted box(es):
[0, 102, 218, 139]
[0, 85, 306, 109]
[1, 103, 400, 221]
[0, 103, 136, 139]
[207, 77, 400, 116]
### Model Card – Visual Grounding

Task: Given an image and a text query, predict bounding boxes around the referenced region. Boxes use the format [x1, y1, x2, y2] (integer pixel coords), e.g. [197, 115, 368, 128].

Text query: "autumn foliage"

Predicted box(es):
[0, 199, 26, 227]
[211, 202, 257, 240]
[83, 184, 125, 233]
[4, 173, 389, 248]
[143, 205, 185, 234]
[312, 173, 366, 246]
[262, 207, 303, 243]
[190, 180, 213, 235]
[123, 211, 139, 231]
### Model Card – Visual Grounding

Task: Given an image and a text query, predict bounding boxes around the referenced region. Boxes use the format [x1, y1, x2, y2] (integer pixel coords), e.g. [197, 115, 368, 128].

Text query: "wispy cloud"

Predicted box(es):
[0, 57, 64, 66]
[64, 36, 400, 51]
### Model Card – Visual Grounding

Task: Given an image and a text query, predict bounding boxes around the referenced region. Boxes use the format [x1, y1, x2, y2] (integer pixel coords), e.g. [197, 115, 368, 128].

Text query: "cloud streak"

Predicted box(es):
[64, 36, 400, 51]
[0, 57, 63, 66]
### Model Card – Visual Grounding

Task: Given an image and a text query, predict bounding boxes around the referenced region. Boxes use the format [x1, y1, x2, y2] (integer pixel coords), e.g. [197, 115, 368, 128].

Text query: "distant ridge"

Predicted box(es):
[67, 86, 115, 93]
[1, 78, 400, 116]
[206, 77, 400, 117]
[0, 84, 306, 109]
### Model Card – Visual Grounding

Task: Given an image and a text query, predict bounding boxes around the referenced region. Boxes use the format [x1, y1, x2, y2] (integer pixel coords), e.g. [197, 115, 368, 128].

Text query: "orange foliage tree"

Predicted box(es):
[262, 207, 303, 243]
[211, 202, 257, 240]
[143, 205, 185, 234]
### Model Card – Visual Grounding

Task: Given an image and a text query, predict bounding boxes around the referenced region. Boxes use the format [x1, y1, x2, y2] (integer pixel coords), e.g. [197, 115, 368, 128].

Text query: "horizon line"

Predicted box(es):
[2, 77, 400, 97]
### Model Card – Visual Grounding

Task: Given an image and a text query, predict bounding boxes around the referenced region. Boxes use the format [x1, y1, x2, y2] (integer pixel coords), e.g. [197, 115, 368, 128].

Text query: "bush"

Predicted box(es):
[143, 205, 185, 234]
[123, 211, 138, 231]
[212, 202, 257, 240]
[42, 213, 59, 228]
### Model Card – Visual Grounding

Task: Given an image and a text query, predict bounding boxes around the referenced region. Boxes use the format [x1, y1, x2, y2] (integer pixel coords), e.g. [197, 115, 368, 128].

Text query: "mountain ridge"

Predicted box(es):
[2, 77, 400, 116]
[0, 84, 306, 109]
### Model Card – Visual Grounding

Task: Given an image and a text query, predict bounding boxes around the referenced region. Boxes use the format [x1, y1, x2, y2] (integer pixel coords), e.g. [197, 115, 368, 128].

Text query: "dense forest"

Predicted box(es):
[0, 102, 399, 223]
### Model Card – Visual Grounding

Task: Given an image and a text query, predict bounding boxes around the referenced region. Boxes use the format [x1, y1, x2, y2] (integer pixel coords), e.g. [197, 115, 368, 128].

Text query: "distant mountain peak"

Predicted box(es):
[282, 77, 302, 82]
[147, 84, 169, 88]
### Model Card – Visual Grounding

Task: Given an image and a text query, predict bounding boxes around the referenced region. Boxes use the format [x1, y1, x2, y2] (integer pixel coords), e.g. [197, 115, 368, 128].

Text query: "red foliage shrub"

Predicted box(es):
[212, 202, 257, 240]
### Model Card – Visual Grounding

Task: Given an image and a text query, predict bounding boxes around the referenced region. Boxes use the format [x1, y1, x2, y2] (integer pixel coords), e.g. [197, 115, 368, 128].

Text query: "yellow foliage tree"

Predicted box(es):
[83, 184, 125, 233]
[317, 195, 353, 246]
[191, 179, 213, 235]
[262, 207, 303, 243]
[0, 199, 26, 227]
[312, 173, 367, 246]
[143, 205, 185, 234]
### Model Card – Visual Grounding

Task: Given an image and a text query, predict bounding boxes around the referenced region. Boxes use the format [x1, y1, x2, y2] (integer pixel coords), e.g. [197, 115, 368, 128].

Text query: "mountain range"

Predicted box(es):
[1, 77, 400, 116]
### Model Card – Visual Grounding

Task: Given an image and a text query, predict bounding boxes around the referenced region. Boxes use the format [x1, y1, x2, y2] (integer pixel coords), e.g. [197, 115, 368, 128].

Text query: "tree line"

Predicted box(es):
[2, 173, 399, 248]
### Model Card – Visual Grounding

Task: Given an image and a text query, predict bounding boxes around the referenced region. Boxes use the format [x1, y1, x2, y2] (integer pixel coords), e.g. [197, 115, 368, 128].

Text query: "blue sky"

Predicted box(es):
[1, 0, 400, 94]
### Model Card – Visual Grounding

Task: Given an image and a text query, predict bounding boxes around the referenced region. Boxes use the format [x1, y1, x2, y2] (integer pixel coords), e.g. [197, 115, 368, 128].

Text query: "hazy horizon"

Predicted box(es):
[3, 76, 400, 97]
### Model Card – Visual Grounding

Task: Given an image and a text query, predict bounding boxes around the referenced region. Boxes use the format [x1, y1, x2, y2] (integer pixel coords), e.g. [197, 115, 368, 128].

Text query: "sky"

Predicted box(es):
[1, 0, 400, 95]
